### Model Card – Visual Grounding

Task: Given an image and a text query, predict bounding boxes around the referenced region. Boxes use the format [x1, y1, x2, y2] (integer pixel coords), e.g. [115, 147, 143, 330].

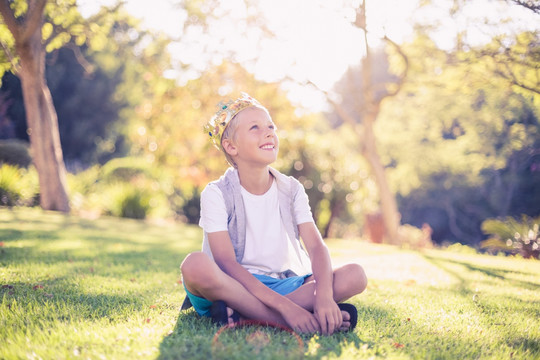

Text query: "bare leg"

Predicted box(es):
[180, 252, 286, 325]
[286, 263, 367, 330]
[285, 263, 367, 310]
[181, 253, 367, 330]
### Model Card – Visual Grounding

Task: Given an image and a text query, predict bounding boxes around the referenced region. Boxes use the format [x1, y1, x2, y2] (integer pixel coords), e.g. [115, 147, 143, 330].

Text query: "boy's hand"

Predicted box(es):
[314, 295, 342, 335]
[282, 303, 320, 334]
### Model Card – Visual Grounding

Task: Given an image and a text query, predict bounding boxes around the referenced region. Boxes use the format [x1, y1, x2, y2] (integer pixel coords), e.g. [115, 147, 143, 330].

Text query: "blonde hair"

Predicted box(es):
[219, 105, 270, 168]
[220, 113, 241, 168]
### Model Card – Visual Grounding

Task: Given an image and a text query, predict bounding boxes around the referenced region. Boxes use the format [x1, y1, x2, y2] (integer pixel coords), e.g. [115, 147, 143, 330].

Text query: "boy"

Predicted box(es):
[180, 93, 367, 335]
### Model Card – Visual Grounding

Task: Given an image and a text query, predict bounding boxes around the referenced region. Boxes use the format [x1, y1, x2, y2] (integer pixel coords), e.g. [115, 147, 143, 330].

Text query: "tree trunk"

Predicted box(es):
[14, 12, 70, 212]
[359, 20, 401, 244]
[322, 196, 344, 238]
[361, 113, 400, 244]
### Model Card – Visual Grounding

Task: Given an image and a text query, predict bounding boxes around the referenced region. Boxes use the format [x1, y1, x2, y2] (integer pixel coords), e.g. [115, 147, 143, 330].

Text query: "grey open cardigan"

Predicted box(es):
[181, 167, 311, 310]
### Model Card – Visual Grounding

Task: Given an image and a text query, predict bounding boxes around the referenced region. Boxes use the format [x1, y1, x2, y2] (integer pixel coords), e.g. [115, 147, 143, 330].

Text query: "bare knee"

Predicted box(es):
[334, 263, 368, 301]
[180, 252, 219, 289]
[348, 263, 368, 294]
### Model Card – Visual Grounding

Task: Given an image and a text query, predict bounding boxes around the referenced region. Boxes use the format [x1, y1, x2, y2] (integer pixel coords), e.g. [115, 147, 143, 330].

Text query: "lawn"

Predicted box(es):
[1, 208, 539, 359]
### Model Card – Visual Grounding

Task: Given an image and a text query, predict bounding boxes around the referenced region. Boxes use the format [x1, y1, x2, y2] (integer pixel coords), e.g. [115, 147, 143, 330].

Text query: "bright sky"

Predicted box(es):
[78, 0, 539, 111]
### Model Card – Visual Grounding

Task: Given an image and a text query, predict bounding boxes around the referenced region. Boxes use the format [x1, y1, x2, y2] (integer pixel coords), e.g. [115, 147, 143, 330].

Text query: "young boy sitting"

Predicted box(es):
[180, 93, 367, 335]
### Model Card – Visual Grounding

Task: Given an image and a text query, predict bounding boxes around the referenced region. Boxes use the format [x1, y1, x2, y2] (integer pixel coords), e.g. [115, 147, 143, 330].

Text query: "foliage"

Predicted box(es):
[398, 224, 434, 250]
[377, 34, 540, 245]
[1, 208, 539, 359]
[444, 242, 479, 255]
[0, 139, 30, 167]
[0, 0, 111, 79]
[0, 5, 165, 167]
[0, 163, 20, 206]
[100, 156, 156, 183]
[103, 182, 151, 219]
[125, 60, 368, 228]
[481, 215, 540, 259]
[0, 163, 38, 206]
[284, 123, 374, 238]
[67, 157, 173, 220]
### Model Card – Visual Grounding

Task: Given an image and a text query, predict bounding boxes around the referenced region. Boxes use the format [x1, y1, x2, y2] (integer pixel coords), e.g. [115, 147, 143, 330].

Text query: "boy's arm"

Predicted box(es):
[298, 222, 343, 335]
[208, 231, 320, 334]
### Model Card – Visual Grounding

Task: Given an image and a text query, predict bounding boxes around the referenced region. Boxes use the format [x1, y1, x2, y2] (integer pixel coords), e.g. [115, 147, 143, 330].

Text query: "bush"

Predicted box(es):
[0, 139, 32, 168]
[0, 164, 22, 206]
[399, 224, 434, 249]
[445, 242, 478, 255]
[105, 183, 151, 219]
[0, 164, 39, 206]
[18, 166, 39, 206]
[481, 215, 540, 259]
[101, 157, 155, 183]
[67, 165, 101, 195]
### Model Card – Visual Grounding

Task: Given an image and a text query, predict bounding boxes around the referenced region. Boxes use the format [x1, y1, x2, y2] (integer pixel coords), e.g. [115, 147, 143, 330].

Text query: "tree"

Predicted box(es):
[470, 32, 540, 96]
[2, 45, 127, 167]
[1, 6, 160, 168]
[0, 0, 73, 211]
[376, 34, 540, 245]
[311, 0, 406, 244]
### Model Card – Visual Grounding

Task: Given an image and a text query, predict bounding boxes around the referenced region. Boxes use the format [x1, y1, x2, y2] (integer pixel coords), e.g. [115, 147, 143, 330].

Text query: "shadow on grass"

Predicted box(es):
[440, 257, 539, 291]
[158, 307, 371, 360]
[0, 224, 192, 276]
[421, 253, 540, 357]
[1, 278, 151, 323]
[423, 254, 540, 294]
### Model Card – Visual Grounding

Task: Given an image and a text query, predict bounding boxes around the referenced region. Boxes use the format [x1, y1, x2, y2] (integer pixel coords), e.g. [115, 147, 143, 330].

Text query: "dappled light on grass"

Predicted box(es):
[211, 321, 305, 359]
[329, 239, 456, 286]
[1, 208, 539, 359]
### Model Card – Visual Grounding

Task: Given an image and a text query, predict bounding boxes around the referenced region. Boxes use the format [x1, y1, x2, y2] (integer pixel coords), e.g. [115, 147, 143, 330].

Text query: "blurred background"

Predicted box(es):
[0, 0, 538, 255]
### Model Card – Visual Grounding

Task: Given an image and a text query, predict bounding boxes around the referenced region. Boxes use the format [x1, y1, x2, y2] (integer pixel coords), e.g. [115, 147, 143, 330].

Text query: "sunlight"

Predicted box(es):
[78, 0, 539, 111]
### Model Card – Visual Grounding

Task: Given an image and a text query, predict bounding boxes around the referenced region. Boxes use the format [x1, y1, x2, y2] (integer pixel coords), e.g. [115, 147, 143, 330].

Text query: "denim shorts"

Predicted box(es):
[184, 273, 312, 317]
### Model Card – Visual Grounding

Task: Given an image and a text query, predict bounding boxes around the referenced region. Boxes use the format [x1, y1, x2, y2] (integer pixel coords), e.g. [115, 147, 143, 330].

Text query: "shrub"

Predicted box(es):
[445, 242, 478, 254]
[67, 166, 101, 214]
[101, 157, 155, 183]
[67, 157, 175, 220]
[104, 183, 152, 219]
[0, 164, 39, 206]
[0, 164, 22, 206]
[67, 165, 101, 195]
[0, 139, 32, 168]
[399, 224, 434, 249]
[481, 215, 540, 259]
[18, 166, 39, 206]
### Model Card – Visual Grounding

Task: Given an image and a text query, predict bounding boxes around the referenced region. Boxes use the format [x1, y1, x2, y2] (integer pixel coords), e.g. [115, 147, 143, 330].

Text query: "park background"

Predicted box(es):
[0, 1, 539, 359]
[1, 0, 539, 252]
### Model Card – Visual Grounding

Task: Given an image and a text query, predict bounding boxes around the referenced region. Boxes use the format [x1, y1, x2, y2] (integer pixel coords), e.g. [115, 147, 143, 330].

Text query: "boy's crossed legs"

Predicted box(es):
[180, 252, 367, 334]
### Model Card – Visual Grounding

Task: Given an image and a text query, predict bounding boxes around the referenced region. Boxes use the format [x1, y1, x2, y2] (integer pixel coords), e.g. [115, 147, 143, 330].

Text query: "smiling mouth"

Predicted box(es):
[260, 144, 275, 150]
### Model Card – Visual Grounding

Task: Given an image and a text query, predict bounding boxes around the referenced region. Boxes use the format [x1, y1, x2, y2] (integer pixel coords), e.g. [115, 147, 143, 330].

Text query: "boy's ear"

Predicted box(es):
[222, 138, 238, 156]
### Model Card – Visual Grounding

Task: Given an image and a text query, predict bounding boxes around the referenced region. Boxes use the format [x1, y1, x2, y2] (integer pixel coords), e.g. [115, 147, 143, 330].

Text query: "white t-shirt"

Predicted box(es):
[199, 178, 313, 276]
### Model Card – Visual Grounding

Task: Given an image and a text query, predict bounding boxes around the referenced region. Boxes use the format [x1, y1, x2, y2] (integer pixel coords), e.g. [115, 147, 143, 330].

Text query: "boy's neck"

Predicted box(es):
[236, 165, 273, 195]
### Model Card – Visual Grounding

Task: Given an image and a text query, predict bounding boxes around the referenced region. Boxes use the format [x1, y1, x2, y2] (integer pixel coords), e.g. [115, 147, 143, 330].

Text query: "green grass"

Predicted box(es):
[1, 208, 539, 359]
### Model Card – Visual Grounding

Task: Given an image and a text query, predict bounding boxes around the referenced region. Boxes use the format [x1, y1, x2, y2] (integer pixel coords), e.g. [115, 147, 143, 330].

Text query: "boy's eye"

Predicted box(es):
[250, 125, 258, 130]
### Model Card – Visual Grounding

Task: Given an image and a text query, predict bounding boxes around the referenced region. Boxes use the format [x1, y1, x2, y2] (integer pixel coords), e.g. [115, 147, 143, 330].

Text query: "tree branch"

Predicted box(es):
[382, 35, 409, 98]
[0, 0, 21, 40]
[21, 0, 47, 43]
[305, 79, 358, 126]
[65, 43, 95, 75]
[0, 39, 20, 74]
[509, 0, 540, 14]
[495, 66, 540, 95]
[502, 57, 540, 94]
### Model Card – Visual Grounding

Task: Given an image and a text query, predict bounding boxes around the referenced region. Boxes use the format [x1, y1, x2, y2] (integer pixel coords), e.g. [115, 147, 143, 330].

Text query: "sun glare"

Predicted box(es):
[79, 0, 539, 111]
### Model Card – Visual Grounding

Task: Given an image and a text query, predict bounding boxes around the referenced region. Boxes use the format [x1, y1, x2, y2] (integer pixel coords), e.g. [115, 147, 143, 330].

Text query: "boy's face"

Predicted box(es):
[223, 107, 279, 167]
